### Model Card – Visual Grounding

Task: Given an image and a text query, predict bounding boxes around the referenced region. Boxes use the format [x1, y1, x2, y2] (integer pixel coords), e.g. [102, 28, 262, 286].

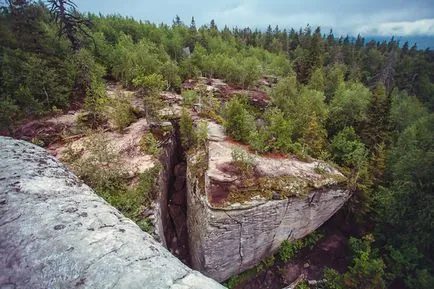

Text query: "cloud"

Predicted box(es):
[75, 0, 434, 39]
[356, 18, 434, 36]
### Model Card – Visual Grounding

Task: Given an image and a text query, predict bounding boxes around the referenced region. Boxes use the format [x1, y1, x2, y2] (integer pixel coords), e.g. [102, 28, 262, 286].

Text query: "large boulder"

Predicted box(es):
[186, 122, 351, 282]
[0, 137, 225, 289]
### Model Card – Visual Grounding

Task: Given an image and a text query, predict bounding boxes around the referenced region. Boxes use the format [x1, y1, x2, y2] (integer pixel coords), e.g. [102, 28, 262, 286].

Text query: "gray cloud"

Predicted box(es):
[75, 0, 434, 36]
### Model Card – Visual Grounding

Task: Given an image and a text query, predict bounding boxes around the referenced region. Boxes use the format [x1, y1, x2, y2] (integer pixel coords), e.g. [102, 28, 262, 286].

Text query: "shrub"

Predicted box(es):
[279, 240, 303, 262]
[180, 109, 197, 149]
[223, 98, 255, 142]
[196, 120, 209, 147]
[279, 232, 324, 262]
[107, 92, 135, 130]
[262, 108, 293, 153]
[69, 131, 126, 191]
[295, 281, 310, 289]
[132, 73, 166, 121]
[139, 133, 161, 157]
[249, 127, 270, 153]
[181, 89, 198, 107]
[231, 148, 256, 177]
[81, 78, 108, 129]
[323, 235, 386, 289]
[331, 127, 368, 183]
[64, 131, 160, 233]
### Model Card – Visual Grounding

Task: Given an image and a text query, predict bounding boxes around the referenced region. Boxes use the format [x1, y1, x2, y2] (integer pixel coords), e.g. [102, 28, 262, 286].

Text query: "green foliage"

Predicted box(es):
[389, 90, 429, 133]
[295, 281, 310, 289]
[331, 127, 368, 169]
[279, 239, 303, 262]
[249, 108, 293, 154]
[373, 113, 434, 289]
[301, 114, 328, 157]
[225, 267, 258, 289]
[344, 235, 386, 289]
[328, 82, 371, 134]
[80, 78, 108, 128]
[132, 73, 167, 95]
[0, 96, 19, 132]
[107, 92, 135, 130]
[64, 131, 159, 232]
[272, 77, 328, 139]
[231, 148, 256, 177]
[308, 66, 325, 92]
[324, 235, 386, 289]
[111, 36, 169, 85]
[223, 97, 255, 142]
[181, 89, 198, 107]
[139, 133, 161, 157]
[196, 120, 209, 147]
[132, 73, 166, 120]
[161, 60, 181, 91]
[101, 165, 159, 222]
[180, 109, 197, 149]
[361, 83, 390, 148]
[67, 131, 126, 190]
[279, 232, 323, 262]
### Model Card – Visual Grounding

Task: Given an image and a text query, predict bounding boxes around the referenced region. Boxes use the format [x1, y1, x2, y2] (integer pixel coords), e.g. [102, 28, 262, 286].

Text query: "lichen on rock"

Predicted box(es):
[186, 122, 351, 282]
[0, 136, 225, 289]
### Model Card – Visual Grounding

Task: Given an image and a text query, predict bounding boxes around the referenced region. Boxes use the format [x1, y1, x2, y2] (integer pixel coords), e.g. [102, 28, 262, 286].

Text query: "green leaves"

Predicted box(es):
[328, 82, 371, 134]
[331, 127, 368, 169]
[223, 97, 255, 143]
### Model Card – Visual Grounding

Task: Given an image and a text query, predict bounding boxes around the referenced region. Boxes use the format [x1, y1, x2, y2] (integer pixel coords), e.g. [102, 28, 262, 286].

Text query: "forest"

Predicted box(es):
[0, 1, 433, 289]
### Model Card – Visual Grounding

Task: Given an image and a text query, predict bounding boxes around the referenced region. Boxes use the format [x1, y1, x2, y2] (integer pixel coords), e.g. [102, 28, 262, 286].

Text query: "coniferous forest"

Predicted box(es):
[0, 1, 433, 289]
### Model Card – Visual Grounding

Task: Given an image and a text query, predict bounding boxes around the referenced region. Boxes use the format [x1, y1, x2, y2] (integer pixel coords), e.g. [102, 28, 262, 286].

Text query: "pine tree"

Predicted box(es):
[361, 83, 390, 148]
[301, 113, 327, 157]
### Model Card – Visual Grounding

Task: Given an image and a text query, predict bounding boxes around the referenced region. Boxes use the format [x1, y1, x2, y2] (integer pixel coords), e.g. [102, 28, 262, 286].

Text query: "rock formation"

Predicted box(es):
[0, 137, 225, 289]
[186, 122, 351, 282]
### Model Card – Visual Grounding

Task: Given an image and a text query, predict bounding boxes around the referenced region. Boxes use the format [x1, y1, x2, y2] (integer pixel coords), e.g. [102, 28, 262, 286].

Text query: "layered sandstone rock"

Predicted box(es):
[0, 137, 225, 289]
[186, 122, 351, 282]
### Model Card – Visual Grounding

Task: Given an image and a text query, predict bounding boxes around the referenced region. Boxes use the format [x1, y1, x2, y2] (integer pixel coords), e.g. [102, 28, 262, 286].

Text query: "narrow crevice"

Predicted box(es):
[163, 120, 191, 266]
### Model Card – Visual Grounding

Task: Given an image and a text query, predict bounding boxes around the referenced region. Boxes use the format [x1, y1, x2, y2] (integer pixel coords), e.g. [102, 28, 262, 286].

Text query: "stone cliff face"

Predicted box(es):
[186, 122, 351, 282]
[0, 137, 225, 289]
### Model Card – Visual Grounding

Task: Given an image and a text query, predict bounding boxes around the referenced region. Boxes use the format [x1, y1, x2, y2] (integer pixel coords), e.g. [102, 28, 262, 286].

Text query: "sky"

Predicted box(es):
[75, 0, 434, 47]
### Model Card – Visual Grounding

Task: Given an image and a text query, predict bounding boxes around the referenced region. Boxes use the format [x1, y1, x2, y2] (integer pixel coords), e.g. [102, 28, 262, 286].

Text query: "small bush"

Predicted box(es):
[180, 109, 197, 149]
[132, 73, 166, 121]
[196, 120, 208, 147]
[181, 89, 198, 107]
[249, 127, 270, 153]
[69, 131, 126, 190]
[223, 97, 255, 143]
[139, 133, 161, 157]
[231, 148, 256, 177]
[107, 92, 135, 130]
[279, 232, 324, 262]
[81, 78, 108, 129]
[279, 240, 303, 262]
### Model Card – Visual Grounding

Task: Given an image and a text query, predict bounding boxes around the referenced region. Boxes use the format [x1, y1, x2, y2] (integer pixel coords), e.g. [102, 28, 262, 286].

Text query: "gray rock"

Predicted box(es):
[0, 137, 225, 289]
[186, 123, 351, 282]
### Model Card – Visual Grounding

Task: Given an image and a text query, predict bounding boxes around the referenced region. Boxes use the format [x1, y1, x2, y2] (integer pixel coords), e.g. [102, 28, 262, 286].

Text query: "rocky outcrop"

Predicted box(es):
[186, 122, 351, 282]
[0, 137, 225, 289]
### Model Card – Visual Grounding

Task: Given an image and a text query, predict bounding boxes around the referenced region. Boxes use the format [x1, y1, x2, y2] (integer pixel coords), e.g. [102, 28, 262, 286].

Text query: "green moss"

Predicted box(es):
[220, 172, 347, 206]
[221, 175, 314, 206]
[224, 267, 258, 288]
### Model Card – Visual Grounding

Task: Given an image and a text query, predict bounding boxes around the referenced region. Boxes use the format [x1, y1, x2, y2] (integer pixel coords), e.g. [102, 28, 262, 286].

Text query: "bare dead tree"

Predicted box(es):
[46, 0, 91, 51]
